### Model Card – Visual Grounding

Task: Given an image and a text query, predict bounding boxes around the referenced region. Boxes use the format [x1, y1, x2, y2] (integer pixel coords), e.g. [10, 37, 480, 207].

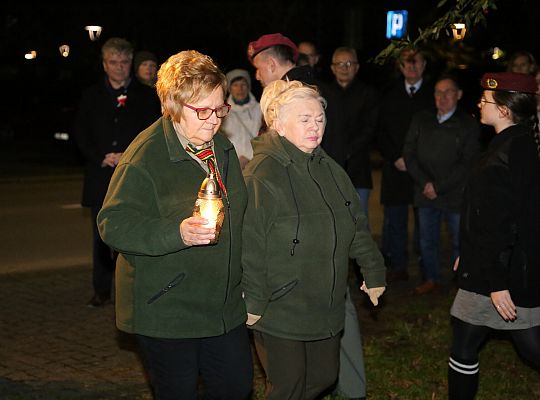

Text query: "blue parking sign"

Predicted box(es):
[386, 10, 408, 39]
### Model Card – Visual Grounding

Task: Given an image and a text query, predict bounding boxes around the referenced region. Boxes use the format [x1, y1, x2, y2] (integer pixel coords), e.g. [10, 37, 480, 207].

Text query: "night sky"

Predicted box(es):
[2, 0, 539, 143]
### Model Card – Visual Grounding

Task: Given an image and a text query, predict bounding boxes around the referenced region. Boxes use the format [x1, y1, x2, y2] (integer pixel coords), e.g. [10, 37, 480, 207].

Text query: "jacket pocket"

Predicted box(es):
[147, 272, 186, 304]
[269, 279, 298, 302]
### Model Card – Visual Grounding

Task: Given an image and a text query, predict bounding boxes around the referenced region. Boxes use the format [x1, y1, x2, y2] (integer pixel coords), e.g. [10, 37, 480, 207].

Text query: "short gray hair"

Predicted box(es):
[101, 37, 134, 61]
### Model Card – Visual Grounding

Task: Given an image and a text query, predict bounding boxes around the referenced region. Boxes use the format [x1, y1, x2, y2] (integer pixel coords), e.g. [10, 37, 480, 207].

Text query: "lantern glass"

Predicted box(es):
[192, 173, 225, 244]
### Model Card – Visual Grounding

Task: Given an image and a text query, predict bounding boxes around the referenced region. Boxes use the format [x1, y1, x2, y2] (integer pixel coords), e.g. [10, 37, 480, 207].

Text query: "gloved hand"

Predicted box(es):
[246, 313, 262, 326]
[360, 282, 386, 306]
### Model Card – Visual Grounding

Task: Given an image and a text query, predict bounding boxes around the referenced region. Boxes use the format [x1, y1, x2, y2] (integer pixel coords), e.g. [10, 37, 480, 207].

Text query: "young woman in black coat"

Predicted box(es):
[448, 72, 540, 399]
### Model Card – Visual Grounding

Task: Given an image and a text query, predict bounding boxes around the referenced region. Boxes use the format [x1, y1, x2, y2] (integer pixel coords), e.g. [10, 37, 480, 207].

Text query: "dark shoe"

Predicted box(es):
[87, 293, 112, 307]
[414, 280, 438, 295]
[386, 269, 409, 282]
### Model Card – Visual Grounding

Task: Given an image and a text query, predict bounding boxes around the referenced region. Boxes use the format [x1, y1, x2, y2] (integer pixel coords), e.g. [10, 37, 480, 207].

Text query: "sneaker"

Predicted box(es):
[414, 280, 437, 295]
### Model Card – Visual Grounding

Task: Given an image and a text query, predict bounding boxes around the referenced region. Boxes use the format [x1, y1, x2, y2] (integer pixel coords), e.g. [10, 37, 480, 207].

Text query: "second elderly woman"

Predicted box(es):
[242, 80, 386, 400]
[98, 50, 253, 400]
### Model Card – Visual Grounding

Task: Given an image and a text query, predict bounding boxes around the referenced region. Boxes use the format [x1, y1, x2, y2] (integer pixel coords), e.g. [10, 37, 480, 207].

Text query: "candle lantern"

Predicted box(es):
[192, 173, 225, 244]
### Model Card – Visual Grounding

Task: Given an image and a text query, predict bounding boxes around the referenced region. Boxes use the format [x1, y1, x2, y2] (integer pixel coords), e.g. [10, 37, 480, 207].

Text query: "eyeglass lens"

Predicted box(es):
[334, 61, 357, 68]
[199, 106, 229, 119]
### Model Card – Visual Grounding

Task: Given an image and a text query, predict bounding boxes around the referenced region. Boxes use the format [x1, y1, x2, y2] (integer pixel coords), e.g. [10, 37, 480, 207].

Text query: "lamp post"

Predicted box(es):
[451, 23, 467, 40]
[59, 45, 70, 57]
[192, 173, 225, 244]
[84, 25, 103, 41]
[24, 50, 37, 60]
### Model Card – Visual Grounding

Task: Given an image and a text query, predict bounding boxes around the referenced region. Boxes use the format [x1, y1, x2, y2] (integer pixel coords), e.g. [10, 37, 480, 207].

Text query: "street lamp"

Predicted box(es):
[451, 23, 467, 40]
[492, 47, 504, 60]
[84, 25, 103, 41]
[24, 50, 37, 60]
[59, 45, 70, 57]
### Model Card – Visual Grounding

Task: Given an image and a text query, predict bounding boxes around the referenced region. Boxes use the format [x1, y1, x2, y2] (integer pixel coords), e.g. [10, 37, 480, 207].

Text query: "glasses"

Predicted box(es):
[479, 97, 497, 105]
[183, 103, 231, 120]
[332, 61, 358, 69]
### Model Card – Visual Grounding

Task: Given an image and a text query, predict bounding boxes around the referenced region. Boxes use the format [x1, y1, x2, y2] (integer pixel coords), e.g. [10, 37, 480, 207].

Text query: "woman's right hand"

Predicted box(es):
[179, 216, 216, 246]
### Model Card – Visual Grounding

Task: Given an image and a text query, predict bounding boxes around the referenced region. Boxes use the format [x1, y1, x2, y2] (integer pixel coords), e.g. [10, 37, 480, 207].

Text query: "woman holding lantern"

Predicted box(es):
[97, 50, 253, 400]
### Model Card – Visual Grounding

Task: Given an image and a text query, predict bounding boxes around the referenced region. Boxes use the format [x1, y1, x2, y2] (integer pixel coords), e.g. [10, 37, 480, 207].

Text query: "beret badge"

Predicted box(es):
[486, 78, 498, 89]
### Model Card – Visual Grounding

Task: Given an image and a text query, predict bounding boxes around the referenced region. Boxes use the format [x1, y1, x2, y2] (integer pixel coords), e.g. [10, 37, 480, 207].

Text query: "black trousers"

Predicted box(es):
[448, 317, 540, 399]
[253, 330, 341, 400]
[136, 324, 253, 400]
[90, 206, 116, 297]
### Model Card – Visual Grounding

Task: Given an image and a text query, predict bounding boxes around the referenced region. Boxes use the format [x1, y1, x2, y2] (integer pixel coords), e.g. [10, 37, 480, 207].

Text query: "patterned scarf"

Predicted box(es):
[185, 143, 227, 197]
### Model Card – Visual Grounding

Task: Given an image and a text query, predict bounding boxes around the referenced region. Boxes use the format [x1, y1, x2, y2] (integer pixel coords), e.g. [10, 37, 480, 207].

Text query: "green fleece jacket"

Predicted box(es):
[242, 132, 386, 341]
[98, 117, 247, 339]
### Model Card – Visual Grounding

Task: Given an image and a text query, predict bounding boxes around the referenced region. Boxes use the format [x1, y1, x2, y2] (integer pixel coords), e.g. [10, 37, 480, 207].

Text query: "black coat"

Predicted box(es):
[403, 107, 481, 211]
[322, 79, 380, 188]
[457, 124, 540, 307]
[74, 77, 161, 206]
[377, 78, 434, 205]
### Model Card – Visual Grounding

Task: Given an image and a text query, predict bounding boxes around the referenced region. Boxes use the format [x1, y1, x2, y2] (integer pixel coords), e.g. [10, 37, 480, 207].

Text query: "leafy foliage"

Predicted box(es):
[372, 0, 498, 65]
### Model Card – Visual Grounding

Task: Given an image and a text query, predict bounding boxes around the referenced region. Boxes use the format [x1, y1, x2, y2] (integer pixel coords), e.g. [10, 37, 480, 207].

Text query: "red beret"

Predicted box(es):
[481, 72, 537, 94]
[247, 33, 299, 64]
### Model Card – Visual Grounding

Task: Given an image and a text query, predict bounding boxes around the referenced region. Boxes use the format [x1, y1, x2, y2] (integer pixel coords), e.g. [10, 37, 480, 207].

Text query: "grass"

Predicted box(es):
[250, 279, 540, 399]
[361, 290, 540, 399]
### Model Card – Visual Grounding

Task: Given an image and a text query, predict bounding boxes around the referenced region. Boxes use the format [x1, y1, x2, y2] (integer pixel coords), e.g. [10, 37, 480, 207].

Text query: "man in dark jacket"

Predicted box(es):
[324, 46, 380, 220]
[247, 33, 319, 88]
[403, 76, 481, 294]
[74, 37, 161, 307]
[377, 47, 434, 282]
[247, 33, 322, 137]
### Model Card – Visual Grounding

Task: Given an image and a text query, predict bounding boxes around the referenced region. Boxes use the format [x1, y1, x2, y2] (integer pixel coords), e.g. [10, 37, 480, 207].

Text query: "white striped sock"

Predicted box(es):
[449, 357, 479, 375]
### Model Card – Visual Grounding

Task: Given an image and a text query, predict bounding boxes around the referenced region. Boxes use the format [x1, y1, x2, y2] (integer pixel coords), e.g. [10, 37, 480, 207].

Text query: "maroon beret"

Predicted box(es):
[481, 72, 537, 94]
[247, 33, 299, 63]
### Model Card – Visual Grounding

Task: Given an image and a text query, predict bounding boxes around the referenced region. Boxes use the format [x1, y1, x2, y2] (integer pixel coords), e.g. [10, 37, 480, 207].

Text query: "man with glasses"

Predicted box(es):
[325, 47, 379, 221]
[403, 76, 480, 295]
[321, 46, 381, 400]
[74, 37, 161, 307]
[377, 47, 434, 284]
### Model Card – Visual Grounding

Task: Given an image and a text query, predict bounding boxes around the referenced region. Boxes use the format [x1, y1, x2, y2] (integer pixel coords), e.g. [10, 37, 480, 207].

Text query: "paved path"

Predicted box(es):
[0, 266, 153, 399]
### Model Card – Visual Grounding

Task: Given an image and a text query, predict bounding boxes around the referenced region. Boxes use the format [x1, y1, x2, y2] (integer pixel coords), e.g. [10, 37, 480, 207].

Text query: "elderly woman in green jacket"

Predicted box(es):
[97, 50, 252, 400]
[242, 80, 386, 400]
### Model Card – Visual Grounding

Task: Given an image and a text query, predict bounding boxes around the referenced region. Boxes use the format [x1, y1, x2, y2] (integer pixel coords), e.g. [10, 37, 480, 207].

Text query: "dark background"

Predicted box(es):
[1, 0, 539, 167]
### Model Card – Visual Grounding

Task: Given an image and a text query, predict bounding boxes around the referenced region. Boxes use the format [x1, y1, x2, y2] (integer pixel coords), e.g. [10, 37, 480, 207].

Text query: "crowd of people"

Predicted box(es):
[74, 33, 540, 400]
